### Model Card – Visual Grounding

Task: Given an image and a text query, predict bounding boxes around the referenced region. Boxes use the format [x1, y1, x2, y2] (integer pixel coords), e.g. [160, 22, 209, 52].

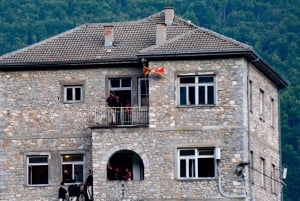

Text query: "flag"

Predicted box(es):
[143, 66, 165, 75]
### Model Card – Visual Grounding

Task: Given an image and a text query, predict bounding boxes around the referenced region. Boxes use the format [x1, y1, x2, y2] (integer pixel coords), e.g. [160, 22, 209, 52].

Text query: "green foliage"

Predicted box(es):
[0, 0, 299, 200]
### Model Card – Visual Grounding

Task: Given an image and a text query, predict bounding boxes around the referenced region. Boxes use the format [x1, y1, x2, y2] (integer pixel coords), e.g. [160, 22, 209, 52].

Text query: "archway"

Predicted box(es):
[107, 149, 144, 181]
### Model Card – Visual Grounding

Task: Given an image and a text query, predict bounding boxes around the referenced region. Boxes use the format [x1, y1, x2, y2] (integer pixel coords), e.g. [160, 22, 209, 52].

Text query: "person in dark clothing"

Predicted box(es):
[68, 180, 78, 201]
[63, 169, 72, 183]
[58, 181, 67, 201]
[115, 96, 122, 124]
[84, 169, 93, 201]
[106, 91, 116, 124]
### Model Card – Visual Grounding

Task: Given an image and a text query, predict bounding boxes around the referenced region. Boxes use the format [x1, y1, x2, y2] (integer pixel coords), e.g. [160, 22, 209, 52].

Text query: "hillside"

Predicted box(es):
[0, 0, 299, 200]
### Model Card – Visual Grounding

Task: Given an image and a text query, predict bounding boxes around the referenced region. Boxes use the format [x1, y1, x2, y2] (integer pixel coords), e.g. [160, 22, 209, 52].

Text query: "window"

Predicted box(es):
[62, 154, 84, 183]
[260, 157, 266, 188]
[178, 147, 216, 179]
[178, 75, 215, 106]
[27, 155, 49, 185]
[271, 164, 276, 193]
[259, 89, 264, 119]
[138, 78, 149, 106]
[249, 80, 253, 112]
[250, 150, 254, 184]
[64, 85, 83, 102]
[108, 78, 132, 105]
[270, 97, 275, 127]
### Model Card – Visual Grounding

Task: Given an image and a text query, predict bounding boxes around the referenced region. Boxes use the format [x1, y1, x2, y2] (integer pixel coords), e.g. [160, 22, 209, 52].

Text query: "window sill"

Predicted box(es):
[176, 104, 216, 108]
[176, 177, 216, 181]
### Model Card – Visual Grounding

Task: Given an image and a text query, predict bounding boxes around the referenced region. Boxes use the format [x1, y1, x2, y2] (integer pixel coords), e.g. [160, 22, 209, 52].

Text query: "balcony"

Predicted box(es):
[95, 107, 149, 127]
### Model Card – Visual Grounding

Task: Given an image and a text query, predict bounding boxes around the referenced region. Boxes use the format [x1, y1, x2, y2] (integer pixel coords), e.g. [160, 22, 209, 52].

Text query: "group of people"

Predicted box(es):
[59, 169, 93, 201]
[107, 165, 132, 181]
[106, 91, 131, 125]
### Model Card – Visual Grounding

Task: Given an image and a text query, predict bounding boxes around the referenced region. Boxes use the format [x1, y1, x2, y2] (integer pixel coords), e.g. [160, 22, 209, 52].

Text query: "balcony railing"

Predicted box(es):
[95, 107, 149, 126]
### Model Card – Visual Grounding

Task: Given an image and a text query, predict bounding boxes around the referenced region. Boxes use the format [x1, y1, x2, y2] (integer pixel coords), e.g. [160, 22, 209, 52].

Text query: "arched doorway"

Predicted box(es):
[107, 149, 144, 181]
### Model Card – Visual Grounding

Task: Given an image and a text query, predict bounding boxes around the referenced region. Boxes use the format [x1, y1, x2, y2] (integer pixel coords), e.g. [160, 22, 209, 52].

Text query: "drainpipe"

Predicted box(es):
[247, 59, 255, 201]
[217, 160, 247, 199]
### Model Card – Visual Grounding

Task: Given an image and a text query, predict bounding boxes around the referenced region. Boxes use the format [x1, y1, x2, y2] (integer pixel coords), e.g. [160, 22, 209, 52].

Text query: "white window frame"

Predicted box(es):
[270, 97, 275, 127]
[177, 147, 217, 179]
[64, 85, 83, 103]
[109, 78, 132, 91]
[177, 75, 216, 106]
[61, 154, 85, 183]
[249, 80, 253, 112]
[260, 157, 266, 188]
[138, 77, 149, 107]
[259, 89, 265, 120]
[271, 164, 277, 193]
[26, 154, 49, 186]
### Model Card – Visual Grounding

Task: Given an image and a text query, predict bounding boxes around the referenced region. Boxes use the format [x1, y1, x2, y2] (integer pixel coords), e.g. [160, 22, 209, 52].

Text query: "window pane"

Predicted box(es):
[63, 154, 83, 162]
[29, 156, 48, 163]
[180, 160, 186, 177]
[198, 86, 205, 104]
[75, 88, 81, 100]
[121, 78, 131, 87]
[62, 164, 72, 183]
[198, 76, 213, 83]
[74, 165, 84, 182]
[140, 80, 148, 94]
[66, 88, 73, 100]
[198, 158, 215, 177]
[180, 77, 195, 84]
[110, 79, 120, 88]
[180, 149, 195, 156]
[188, 86, 195, 105]
[189, 159, 195, 177]
[28, 165, 48, 184]
[180, 87, 187, 105]
[207, 86, 214, 104]
[198, 148, 214, 155]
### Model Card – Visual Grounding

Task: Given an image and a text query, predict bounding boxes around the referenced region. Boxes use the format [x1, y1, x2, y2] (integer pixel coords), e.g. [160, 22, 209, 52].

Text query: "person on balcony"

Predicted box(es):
[106, 91, 116, 125]
[115, 96, 122, 124]
[124, 99, 131, 124]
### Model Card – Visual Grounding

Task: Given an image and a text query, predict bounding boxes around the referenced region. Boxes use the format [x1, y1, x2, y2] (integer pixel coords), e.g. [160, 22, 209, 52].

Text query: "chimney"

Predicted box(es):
[156, 23, 167, 46]
[164, 7, 175, 25]
[104, 25, 114, 47]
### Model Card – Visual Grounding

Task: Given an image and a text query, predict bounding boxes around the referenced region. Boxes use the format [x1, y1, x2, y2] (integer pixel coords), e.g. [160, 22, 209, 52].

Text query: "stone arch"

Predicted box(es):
[107, 149, 144, 181]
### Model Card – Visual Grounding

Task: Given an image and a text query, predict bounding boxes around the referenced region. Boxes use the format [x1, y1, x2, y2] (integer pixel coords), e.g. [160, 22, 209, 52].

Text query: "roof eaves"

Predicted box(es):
[137, 50, 289, 89]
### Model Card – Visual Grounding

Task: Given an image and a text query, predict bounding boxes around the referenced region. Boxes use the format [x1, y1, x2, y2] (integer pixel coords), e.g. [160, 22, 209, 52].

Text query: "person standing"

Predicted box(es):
[106, 91, 116, 125]
[58, 181, 67, 201]
[84, 170, 93, 201]
[68, 179, 78, 201]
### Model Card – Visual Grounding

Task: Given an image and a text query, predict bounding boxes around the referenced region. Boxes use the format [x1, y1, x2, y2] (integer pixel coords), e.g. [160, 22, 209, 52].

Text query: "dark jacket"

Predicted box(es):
[59, 186, 67, 199]
[68, 184, 78, 197]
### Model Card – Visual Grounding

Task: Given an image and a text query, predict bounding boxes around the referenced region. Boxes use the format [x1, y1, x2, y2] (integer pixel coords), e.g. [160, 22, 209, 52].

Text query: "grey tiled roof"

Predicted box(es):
[139, 27, 252, 55]
[0, 10, 251, 65]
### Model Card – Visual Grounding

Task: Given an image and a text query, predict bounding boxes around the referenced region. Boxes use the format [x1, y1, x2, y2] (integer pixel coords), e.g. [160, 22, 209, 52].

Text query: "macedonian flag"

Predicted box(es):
[143, 66, 165, 76]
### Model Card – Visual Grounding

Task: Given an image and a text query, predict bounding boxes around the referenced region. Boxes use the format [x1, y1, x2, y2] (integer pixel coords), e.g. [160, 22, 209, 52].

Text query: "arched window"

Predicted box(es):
[107, 150, 144, 181]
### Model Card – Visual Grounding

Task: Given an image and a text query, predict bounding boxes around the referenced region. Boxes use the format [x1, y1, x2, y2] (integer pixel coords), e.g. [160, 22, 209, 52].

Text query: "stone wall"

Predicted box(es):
[0, 58, 282, 200]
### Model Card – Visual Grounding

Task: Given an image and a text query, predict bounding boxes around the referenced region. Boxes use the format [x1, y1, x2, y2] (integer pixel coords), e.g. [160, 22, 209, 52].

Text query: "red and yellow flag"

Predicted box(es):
[143, 66, 165, 76]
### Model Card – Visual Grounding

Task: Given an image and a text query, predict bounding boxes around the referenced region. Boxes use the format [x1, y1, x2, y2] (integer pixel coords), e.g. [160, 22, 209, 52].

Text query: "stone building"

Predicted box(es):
[0, 8, 288, 201]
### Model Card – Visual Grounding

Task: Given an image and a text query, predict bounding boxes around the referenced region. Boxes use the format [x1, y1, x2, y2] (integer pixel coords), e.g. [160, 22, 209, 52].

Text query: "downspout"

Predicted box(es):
[247, 59, 255, 201]
[278, 91, 284, 201]
[217, 161, 247, 198]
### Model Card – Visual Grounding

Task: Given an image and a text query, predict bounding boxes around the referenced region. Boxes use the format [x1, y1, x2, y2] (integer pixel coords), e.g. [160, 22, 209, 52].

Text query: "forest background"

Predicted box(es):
[0, 0, 299, 200]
